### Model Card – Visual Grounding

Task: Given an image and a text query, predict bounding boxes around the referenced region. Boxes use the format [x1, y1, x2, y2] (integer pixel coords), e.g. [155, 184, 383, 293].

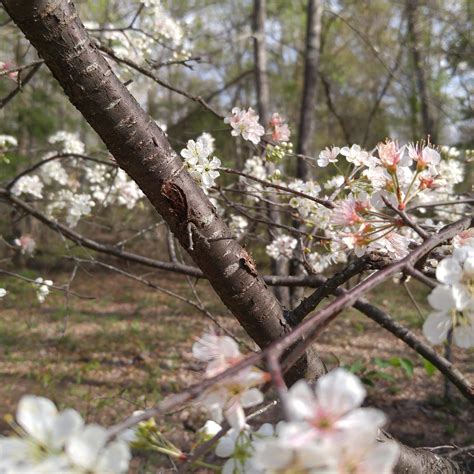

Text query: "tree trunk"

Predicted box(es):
[253, 0, 290, 307]
[405, 0, 437, 143]
[291, 0, 324, 307]
[296, 0, 323, 180]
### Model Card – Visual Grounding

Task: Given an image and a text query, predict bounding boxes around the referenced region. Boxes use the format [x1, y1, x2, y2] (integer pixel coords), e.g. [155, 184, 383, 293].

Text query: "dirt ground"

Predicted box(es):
[0, 268, 472, 471]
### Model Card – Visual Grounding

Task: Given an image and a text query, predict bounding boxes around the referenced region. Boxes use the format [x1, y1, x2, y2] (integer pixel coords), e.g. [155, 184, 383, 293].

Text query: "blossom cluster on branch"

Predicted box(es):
[191, 334, 398, 473]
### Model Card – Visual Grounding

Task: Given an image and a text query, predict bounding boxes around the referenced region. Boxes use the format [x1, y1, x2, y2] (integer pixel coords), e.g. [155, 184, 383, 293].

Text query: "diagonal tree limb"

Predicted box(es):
[1, 0, 324, 382]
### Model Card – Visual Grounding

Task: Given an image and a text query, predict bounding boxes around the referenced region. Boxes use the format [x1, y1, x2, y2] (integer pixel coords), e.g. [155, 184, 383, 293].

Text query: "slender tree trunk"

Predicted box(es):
[405, 0, 437, 143]
[253, 0, 290, 307]
[296, 0, 324, 180]
[291, 0, 324, 306]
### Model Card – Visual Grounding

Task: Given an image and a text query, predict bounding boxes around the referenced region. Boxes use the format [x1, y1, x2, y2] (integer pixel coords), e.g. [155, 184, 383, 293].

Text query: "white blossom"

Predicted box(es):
[197, 132, 216, 155]
[323, 175, 345, 190]
[65, 424, 130, 474]
[40, 158, 69, 186]
[317, 146, 340, 167]
[423, 285, 474, 348]
[229, 215, 249, 238]
[0, 395, 131, 474]
[49, 131, 85, 155]
[287, 369, 386, 438]
[266, 235, 297, 260]
[340, 144, 374, 167]
[0, 395, 83, 473]
[436, 246, 474, 311]
[251, 370, 397, 473]
[199, 367, 266, 429]
[0, 134, 18, 149]
[34, 277, 53, 303]
[11, 175, 44, 199]
[181, 139, 221, 189]
[0, 288, 6, 298]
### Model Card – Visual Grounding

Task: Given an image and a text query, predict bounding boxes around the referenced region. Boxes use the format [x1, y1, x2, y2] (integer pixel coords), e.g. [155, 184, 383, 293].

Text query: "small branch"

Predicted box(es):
[288, 256, 376, 326]
[220, 167, 335, 209]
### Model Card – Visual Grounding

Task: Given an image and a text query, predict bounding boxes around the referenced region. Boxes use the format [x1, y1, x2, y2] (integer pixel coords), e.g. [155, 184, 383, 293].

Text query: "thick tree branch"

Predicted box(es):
[2, 0, 304, 370]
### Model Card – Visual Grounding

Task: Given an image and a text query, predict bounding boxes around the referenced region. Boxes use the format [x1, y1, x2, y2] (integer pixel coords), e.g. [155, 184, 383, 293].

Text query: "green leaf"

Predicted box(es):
[389, 357, 401, 367]
[422, 358, 436, 377]
[399, 358, 414, 377]
[347, 360, 364, 374]
[373, 357, 391, 368]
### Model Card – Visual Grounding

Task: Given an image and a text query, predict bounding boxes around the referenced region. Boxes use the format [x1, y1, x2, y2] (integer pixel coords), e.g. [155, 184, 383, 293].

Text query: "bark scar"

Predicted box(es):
[161, 179, 204, 250]
[239, 249, 258, 277]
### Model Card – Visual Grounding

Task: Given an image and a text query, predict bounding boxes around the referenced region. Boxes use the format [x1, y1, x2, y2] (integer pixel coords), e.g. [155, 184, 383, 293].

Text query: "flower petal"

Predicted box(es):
[315, 368, 366, 417]
[423, 311, 451, 344]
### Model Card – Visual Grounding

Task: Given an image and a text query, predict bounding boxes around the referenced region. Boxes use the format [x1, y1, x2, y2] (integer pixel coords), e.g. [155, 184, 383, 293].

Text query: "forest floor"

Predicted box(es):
[0, 267, 473, 472]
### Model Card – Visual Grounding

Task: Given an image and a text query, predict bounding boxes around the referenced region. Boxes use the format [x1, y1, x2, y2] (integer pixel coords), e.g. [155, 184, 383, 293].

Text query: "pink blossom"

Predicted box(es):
[377, 140, 407, 171]
[331, 199, 368, 226]
[408, 143, 440, 171]
[453, 229, 474, 249]
[268, 112, 291, 142]
[224, 107, 265, 145]
[13, 235, 36, 255]
[0, 61, 18, 81]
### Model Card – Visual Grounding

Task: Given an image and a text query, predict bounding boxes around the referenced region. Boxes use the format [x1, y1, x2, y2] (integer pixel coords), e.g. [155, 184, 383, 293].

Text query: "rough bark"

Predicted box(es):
[381, 432, 466, 474]
[2, 0, 305, 370]
[405, 0, 437, 143]
[252, 0, 290, 307]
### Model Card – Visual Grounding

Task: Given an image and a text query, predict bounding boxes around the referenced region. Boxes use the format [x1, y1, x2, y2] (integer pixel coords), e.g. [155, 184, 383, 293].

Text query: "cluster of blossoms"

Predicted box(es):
[229, 214, 249, 238]
[85, 0, 187, 64]
[191, 335, 398, 474]
[47, 190, 96, 228]
[180, 133, 221, 190]
[142, 0, 185, 47]
[266, 234, 298, 260]
[8, 131, 145, 228]
[423, 232, 474, 348]
[0, 288, 7, 298]
[0, 134, 18, 150]
[0, 395, 130, 473]
[49, 131, 85, 155]
[34, 277, 53, 303]
[305, 139, 467, 259]
[225, 107, 266, 145]
[88, 168, 144, 210]
[224, 108, 292, 148]
[268, 113, 291, 143]
[12, 175, 44, 199]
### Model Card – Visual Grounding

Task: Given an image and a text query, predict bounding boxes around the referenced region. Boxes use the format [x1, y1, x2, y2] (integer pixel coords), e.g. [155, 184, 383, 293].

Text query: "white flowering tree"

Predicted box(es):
[0, 0, 472, 473]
